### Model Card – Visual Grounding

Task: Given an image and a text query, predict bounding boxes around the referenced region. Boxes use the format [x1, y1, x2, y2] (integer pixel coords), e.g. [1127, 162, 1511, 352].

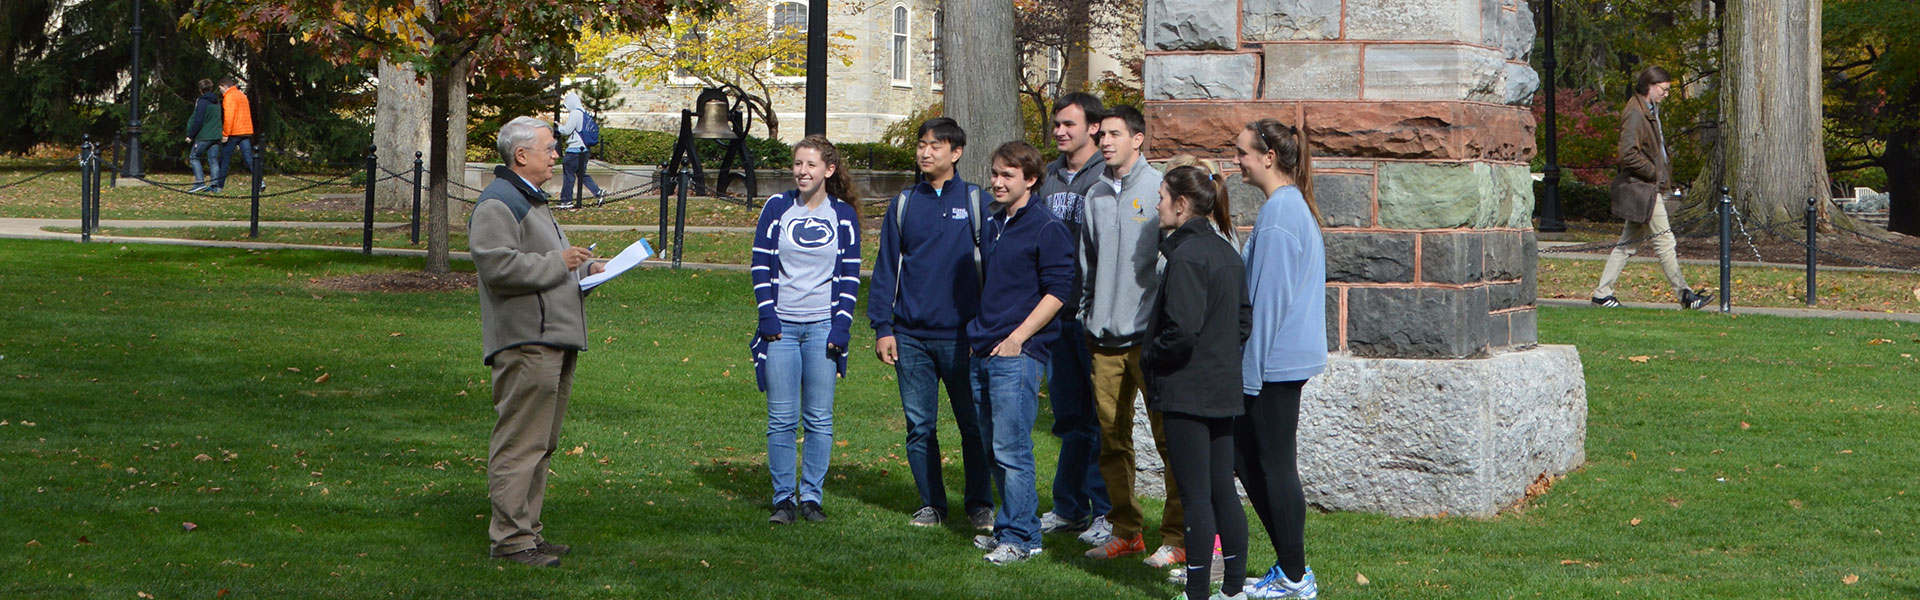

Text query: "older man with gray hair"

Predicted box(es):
[472, 115, 604, 567]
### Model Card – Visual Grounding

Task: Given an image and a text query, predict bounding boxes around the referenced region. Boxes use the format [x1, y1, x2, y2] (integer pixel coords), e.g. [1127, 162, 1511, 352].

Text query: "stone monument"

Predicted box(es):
[1140, 0, 1587, 517]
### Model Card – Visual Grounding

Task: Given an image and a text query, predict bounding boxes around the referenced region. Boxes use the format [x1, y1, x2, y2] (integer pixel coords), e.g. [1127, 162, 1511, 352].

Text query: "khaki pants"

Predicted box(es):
[1090, 346, 1183, 547]
[488, 344, 576, 556]
[1594, 197, 1690, 299]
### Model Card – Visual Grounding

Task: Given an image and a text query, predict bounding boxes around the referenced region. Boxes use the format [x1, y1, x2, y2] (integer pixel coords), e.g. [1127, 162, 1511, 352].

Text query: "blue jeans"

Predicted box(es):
[188, 140, 219, 185]
[213, 135, 255, 190]
[893, 332, 992, 515]
[764, 319, 838, 506]
[559, 150, 602, 203]
[971, 353, 1045, 551]
[1048, 318, 1109, 521]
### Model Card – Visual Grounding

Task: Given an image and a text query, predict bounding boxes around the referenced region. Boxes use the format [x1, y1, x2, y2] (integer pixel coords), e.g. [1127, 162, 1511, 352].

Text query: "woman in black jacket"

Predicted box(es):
[1144, 159, 1252, 600]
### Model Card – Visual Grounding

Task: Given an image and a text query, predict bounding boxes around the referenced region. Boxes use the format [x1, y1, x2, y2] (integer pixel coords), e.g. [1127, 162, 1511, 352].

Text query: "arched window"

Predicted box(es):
[891, 5, 910, 84]
[772, 1, 808, 78]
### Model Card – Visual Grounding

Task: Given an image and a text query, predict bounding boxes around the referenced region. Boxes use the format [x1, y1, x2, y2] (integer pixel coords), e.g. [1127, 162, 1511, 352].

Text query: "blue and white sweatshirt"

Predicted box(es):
[964, 199, 1075, 362]
[1241, 185, 1327, 394]
[867, 176, 986, 340]
[749, 189, 863, 391]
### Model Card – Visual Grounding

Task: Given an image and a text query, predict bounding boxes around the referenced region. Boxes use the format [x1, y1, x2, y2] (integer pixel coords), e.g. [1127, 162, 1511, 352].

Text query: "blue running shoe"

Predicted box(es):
[1244, 565, 1317, 599]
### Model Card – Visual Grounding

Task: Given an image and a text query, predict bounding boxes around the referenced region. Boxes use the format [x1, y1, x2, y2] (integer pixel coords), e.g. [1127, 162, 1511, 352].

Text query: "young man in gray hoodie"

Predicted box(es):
[1033, 93, 1110, 538]
[1078, 105, 1184, 565]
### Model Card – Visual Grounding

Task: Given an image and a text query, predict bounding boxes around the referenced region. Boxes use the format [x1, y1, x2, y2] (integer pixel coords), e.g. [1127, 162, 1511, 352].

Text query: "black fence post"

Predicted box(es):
[673, 170, 690, 269]
[80, 138, 93, 243]
[1805, 197, 1818, 307]
[249, 142, 262, 238]
[1718, 188, 1732, 313]
[363, 144, 377, 255]
[411, 151, 423, 244]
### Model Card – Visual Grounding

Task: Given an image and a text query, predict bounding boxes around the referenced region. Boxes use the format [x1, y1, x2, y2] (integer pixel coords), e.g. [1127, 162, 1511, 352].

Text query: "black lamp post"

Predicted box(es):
[804, 0, 827, 136]
[1538, 0, 1565, 232]
[123, 0, 145, 178]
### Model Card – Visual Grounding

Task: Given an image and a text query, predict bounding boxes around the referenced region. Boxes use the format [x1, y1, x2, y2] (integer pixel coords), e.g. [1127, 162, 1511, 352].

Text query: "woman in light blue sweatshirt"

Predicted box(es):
[1232, 118, 1326, 600]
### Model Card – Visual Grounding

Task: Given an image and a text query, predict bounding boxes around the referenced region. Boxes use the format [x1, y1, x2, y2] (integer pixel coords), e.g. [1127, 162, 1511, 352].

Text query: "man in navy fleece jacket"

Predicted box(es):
[868, 118, 995, 529]
[964, 141, 1075, 564]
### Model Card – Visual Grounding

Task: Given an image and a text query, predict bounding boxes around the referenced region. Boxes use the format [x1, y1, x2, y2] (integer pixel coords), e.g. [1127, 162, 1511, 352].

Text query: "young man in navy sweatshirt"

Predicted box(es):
[965, 141, 1075, 564]
[868, 118, 995, 529]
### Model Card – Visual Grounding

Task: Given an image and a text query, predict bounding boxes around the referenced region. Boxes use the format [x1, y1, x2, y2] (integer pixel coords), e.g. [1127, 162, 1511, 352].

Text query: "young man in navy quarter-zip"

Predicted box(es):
[868, 118, 995, 529]
[966, 141, 1075, 565]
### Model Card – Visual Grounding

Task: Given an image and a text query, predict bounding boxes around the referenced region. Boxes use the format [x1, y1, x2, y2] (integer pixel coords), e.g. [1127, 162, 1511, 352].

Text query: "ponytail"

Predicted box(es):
[1164, 155, 1234, 241]
[1245, 119, 1322, 227]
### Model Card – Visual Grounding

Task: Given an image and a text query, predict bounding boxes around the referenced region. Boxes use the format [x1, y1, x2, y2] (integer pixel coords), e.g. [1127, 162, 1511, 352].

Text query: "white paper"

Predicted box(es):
[579, 238, 653, 291]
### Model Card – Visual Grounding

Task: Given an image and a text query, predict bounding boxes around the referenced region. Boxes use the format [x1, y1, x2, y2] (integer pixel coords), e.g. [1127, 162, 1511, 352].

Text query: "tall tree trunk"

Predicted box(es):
[375, 60, 431, 210]
[1719, 0, 1831, 232]
[943, 0, 1023, 182]
[427, 69, 452, 274]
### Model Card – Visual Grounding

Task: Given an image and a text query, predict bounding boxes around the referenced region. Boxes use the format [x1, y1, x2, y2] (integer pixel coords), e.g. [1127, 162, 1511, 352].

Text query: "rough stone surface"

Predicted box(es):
[1314, 173, 1375, 228]
[1145, 102, 1537, 163]
[1487, 281, 1530, 311]
[1327, 287, 1344, 351]
[1503, 2, 1535, 60]
[1483, 231, 1526, 281]
[1243, 0, 1343, 41]
[1479, 0, 1508, 48]
[1326, 232, 1416, 283]
[1502, 61, 1541, 106]
[1148, 0, 1237, 50]
[1510, 307, 1538, 346]
[1347, 286, 1487, 358]
[1264, 44, 1362, 100]
[1495, 164, 1537, 227]
[1146, 53, 1261, 101]
[1298, 345, 1588, 517]
[1487, 311, 1511, 347]
[1127, 394, 1173, 499]
[1224, 173, 1266, 229]
[1363, 45, 1506, 103]
[1422, 232, 1484, 284]
[1377, 162, 1491, 229]
[1346, 0, 1480, 42]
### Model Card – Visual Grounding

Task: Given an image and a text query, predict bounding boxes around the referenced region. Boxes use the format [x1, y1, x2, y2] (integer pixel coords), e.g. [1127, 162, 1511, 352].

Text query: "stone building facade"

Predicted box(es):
[1140, 0, 1587, 517]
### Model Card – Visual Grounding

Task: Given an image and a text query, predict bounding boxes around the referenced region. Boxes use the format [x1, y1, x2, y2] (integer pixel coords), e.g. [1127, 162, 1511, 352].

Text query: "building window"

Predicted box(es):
[1047, 48, 1064, 96]
[930, 8, 943, 88]
[671, 22, 704, 84]
[891, 5, 910, 85]
[772, 1, 808, 78]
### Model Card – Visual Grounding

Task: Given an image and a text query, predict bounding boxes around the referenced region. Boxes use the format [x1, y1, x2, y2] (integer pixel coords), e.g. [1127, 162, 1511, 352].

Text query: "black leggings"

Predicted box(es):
[1164, 412, 1247, 599]
[1235, 380, 1307, 581]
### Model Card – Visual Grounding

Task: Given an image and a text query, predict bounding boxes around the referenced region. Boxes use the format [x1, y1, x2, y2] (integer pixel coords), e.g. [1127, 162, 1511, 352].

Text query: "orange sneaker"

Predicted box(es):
[1143, 544, 1185, 568]
[1083, 533, 1146, 559]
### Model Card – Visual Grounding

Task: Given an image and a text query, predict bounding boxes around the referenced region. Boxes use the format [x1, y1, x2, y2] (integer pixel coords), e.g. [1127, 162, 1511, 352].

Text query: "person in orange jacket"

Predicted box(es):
[210, 76, 257, 194]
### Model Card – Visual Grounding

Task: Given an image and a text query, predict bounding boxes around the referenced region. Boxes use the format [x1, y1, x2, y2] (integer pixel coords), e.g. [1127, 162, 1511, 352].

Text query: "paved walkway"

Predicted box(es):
[2, 217, 1910, 321]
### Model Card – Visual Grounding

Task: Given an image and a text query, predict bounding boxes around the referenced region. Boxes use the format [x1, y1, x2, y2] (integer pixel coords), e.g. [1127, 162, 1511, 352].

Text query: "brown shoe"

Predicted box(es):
[494, 547, 560, 567]
[535, 540, 571, 556]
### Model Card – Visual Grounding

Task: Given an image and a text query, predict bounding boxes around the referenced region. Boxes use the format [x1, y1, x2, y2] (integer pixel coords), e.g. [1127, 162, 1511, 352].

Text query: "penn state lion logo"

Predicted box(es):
[789, 216, 834, 249]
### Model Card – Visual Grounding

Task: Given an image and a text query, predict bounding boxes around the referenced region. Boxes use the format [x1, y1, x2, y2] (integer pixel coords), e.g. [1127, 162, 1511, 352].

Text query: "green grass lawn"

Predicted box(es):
[2, 239, 1916, 598]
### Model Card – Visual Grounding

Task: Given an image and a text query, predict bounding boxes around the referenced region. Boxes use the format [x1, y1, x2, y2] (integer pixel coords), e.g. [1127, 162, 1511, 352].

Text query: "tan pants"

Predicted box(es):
[1090, 345, 1183, 547]
[488, 344, 576, 556]
[1594, 197, 1691, 299]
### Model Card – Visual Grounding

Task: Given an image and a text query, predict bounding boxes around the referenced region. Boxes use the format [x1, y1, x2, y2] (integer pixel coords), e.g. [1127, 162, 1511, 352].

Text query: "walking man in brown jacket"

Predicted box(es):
[1591, 66, 1713, 310]
[472, 116, 604, 566]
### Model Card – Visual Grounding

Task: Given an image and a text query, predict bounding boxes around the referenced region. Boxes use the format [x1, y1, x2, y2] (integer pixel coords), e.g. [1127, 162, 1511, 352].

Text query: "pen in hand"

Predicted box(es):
[587, 243, 598, 253]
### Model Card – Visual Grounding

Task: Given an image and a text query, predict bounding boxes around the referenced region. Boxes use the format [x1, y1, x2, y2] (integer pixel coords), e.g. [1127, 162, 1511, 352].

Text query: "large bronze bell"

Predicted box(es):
[692, 96, 736, 140]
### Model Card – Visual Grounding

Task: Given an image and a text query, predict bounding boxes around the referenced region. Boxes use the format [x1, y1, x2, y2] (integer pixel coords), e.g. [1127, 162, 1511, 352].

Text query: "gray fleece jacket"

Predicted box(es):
[1079, 154, 1163, 348]
[470, 166, 592, 365]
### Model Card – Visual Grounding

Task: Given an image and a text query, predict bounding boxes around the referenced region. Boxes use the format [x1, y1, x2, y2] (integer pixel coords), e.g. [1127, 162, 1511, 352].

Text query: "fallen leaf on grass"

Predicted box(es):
[1627, 355, 1651, 363]
[566, 446, 585, 456]
[1560, 559, 1583, 566]
[313, 373, 331, 384]
[25, 539, 41, 548]
[137, 592, 154, 599]
[1739, 421, 1751, 430]
[217, 590, 229, 597]
[388, 332, 404, 337]
[181, 522, 197, 532]
[287, 367, 301, 372]
[1355, 572, 1370, 585]
[1788, 499, 1803, 509]
[1844, 574, 1859, 585]
[1628, 517, 1642, 527]
[194, 453, 213, 461]
[77, 536, 92, 544]
[700, 560, 711, 568]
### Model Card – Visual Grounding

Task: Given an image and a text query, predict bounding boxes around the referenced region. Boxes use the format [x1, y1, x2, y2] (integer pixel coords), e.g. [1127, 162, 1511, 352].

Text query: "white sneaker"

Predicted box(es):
[983, 543, 1040, 565]
[1245, 565, 1318, 599]
[1144, 544, 1186, 568]
[1039, 510, 1091, 533]
[1077, 515, 1113, 545]
[973, 534, 998, 550]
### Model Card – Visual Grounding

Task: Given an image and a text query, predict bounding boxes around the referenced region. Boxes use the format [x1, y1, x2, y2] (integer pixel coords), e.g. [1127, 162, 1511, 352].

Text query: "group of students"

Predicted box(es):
[747, 94, 1327, 600]
[182, 76, 256, 194]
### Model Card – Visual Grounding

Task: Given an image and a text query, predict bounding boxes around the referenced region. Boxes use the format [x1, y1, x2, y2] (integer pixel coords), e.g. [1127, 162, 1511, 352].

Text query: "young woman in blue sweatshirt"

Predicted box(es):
[1146, 160, 1254, 600]
[749, 135, 863, 525]
[964, 142, 1075, 565]
[1233, 119, 1327, 600]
